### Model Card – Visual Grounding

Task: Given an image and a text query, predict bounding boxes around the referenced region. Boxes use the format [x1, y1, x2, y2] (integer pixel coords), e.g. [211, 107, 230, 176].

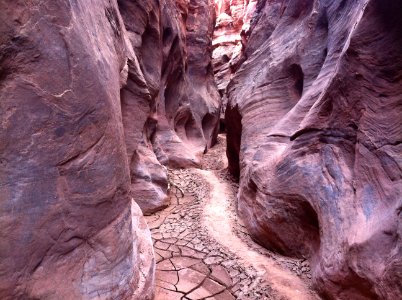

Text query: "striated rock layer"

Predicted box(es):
[153, 0, 221, 170]
[0, 0, 154, 298]
[212, 0, 257, 94]
[0, 0, 220, 298]
[118, 0, 170, 214]
[212, 0, 257, 125]
[119, 0, 220, 213]
[226, 0, 402, 299]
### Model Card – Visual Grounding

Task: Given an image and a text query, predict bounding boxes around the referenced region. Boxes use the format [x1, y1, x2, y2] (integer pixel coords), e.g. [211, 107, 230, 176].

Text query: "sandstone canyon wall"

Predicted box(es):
[212, 0, 257, 124]
[0, 1, 154, 298]
[0, 0, 219, 298]
[226, 0, 402, 299]
[212, 0, 257, 94]
[119, 0, 220, 213]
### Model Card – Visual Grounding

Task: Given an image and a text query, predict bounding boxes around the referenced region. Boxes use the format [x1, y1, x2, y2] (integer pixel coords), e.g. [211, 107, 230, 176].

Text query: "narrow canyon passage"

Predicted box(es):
[1, 0, 401, 299]
[145, 135, 319, 300]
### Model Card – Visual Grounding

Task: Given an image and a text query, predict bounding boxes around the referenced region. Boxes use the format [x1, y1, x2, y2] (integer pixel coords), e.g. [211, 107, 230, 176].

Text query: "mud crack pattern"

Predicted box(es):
[145, 135, 316, 300]
[145, 166, 272, 299]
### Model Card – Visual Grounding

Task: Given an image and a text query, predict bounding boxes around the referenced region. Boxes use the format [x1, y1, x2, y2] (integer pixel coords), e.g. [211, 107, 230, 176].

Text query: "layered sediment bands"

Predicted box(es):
[212, 0, 257, 119]
[153, 0, 221, 169]
[0, 0, 154, 298]
[118, 0, 220, 212]
[226, 0, 402, 299]
[187, 0, 221, 149]
[118, 0, 170, 214]
[0, 0, 221, 296]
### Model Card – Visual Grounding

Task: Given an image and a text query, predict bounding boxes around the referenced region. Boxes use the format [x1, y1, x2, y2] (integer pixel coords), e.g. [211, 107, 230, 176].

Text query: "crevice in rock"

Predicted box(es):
[225, 104, 242, 179]
[289, 63, 304, 99]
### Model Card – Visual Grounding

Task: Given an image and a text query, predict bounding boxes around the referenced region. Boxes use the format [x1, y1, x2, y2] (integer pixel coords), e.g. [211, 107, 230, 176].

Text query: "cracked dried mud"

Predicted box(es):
[145, 135, 319, 300]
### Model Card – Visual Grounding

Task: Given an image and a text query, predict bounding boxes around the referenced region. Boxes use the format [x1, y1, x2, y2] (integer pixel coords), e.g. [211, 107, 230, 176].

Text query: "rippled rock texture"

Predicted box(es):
[120, 0, 220, 213]
[226, 0, 402, 299]
[0, 1, 154, 298]
[212, 0, 257, 125]
[212, 0, 256, 94]
[0, 0, 219, 298]
[152, 0, 221, 170]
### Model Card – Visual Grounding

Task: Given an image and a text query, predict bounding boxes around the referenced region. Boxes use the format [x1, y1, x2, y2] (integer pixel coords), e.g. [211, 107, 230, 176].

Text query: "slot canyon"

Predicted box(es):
[0, 0, 401, 299]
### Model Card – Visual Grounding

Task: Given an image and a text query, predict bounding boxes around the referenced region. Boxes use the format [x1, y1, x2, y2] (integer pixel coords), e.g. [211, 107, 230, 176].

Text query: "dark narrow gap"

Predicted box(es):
[288, 63, 304, 99]
[224, 104, 242, 179]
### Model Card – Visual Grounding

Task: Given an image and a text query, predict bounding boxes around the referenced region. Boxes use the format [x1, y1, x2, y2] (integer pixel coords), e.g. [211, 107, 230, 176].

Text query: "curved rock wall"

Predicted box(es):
[118, 0, 170, 214]
[212, 0, 257, 122]
[153, 0, 221, 169]
[119, 0, 220, 212]
[0, 0, 154, 298]
[226, 0, 402, 299]
[0, 0, 220, 298]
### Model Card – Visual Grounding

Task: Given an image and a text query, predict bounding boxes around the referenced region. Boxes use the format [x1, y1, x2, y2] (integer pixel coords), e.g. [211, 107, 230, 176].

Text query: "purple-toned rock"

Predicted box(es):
[0, 0, 222, 297]
[0, 0, 155, 298]
[118, 0, 170, 214]
[120, 0, 221, 212]
[212, 0, 257, 129]
[226, 0, 402, 299]
[153, 0, 221, 168]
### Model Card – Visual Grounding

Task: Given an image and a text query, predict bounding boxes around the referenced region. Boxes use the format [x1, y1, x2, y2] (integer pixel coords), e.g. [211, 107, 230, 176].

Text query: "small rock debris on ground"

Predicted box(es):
[145, 135, 314, 300]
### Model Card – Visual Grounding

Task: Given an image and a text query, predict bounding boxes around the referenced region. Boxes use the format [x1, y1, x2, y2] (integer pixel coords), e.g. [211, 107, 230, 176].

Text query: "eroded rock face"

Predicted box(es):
[0, 0, 221, 297]
[226, 0, 402, 299]
[118, 0, 170, 214]
[153, 0, 221, 169]
[0, 0, 155, 298]
[119, 0, 221, 213]
[212, 0, 257, 123]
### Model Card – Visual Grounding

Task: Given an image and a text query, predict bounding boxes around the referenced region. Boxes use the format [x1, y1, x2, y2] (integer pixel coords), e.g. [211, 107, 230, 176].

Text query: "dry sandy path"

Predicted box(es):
[197, 168, 318, 300]
[146, 135, 319, 299]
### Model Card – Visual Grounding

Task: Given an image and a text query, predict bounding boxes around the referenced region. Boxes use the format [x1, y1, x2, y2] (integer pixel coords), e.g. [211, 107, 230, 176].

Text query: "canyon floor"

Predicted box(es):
[145, 135, 320, 300]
